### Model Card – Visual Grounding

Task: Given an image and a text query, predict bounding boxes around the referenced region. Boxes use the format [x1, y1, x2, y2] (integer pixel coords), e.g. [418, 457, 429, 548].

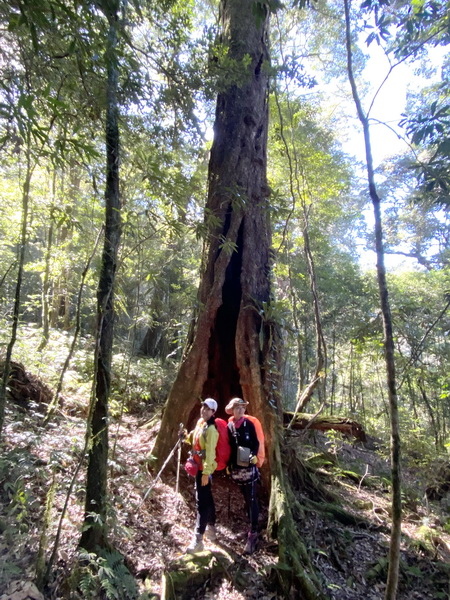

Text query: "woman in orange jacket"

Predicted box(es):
[226, 397, 263, 555]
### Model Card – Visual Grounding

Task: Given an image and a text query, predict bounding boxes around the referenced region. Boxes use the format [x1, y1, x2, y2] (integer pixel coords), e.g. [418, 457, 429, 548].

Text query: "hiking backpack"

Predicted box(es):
[245, 415, 265, 467]
[214, 418, 231, 471]
[227, 414, 265, 468]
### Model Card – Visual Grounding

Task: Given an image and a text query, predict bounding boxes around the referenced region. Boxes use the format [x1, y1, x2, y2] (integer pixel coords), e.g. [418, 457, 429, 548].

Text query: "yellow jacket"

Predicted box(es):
[189, 418, 219, 476]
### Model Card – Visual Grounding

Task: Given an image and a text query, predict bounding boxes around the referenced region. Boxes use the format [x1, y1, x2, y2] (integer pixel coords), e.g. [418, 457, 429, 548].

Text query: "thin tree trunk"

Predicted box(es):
[44, 227, 104, 424]
[359, 361, 366, 425]
[39, 171, 57, 351]
[330, 327, 336, 415]
[418, 378, 439, 448]
[0, 142, 34, 436]
[50, 231, 70, 330]
[273, 90, 327, 420]
[406, 373, 419, 420]
[79, 1, 121, 551]
[398, 296, 450, 390]
[291, 224, 326, 414]
[288, 262, 305, 389]
[344, 1, 401, 598]
[349, 342, 354, 413]
[440, 388, 447, 448]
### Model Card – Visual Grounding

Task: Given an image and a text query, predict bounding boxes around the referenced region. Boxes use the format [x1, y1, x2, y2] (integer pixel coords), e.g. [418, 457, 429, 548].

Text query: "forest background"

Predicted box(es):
[0, 0, 449, 598]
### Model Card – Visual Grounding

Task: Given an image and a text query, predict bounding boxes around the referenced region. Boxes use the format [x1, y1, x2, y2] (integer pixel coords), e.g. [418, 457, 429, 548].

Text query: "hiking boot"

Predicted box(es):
[243, 531, 258, 555]
[186, 534, 204, 553]
[204, 525, 217, 542]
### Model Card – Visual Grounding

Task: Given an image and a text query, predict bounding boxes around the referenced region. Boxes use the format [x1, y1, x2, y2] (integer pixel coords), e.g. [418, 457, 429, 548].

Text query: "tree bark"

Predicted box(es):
[79, 1, 121, 552]
[153, 0, 274, 457]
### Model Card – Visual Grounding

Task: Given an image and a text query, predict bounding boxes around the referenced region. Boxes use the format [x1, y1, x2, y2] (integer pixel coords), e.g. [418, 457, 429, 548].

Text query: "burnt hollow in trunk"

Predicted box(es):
[202, 225, 244, 414]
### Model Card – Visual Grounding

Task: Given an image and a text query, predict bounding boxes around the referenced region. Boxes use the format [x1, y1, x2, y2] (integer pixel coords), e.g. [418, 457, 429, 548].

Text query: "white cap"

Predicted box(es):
[202, 398, 218, 412]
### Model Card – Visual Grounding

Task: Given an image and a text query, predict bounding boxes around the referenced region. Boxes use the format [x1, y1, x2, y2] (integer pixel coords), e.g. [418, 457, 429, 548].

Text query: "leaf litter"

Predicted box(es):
[1, 402, 449, 600]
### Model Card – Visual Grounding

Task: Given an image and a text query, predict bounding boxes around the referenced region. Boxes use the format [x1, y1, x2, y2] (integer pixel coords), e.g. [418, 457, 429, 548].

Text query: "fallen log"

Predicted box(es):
[283, 411, 367, 442]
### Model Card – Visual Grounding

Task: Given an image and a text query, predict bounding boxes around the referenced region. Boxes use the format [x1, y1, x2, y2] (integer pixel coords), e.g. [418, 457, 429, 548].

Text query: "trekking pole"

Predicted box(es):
[139, 437, 181, 508]
[175, 423, 184, 495]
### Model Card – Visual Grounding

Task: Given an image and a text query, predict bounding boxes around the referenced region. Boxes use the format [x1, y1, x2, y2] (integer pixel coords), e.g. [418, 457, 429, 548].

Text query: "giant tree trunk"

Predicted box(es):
[153, 0, 274, 458]
[79, 2, 121, 552]
[153, 1, 324, 597]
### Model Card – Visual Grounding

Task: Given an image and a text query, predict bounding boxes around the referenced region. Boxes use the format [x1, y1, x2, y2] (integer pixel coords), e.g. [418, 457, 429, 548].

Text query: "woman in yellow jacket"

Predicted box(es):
[186, 398, 219, 553]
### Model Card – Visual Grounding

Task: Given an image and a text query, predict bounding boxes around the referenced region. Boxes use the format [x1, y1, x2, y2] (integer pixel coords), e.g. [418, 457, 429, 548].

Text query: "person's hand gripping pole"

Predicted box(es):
[175, 423, 184, 494]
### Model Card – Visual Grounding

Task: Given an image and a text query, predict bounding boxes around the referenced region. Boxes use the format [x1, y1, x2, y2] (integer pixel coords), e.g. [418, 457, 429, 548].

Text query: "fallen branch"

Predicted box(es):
[283, 411, 367, 442]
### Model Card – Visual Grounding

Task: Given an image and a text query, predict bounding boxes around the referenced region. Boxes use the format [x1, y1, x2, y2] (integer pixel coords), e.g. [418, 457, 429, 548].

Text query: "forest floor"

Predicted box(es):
[1, 398, 450, 600]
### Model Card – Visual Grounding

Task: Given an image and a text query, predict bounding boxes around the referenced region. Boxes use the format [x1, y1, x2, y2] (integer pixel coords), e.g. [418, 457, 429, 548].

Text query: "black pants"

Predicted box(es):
[239, 478, 259, 533]
[195, 471, 215, 535]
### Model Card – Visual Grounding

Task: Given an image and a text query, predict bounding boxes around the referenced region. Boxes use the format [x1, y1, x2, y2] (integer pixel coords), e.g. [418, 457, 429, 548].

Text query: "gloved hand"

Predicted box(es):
[178, 427, 188, 441]
[250, 455, 258, 465]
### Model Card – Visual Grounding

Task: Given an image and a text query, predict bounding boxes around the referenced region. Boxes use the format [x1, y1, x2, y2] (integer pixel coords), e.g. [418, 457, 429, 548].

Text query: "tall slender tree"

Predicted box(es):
[79, 0, 121, 551]
[343, 1, 401, 597]
[0, 134, 33, 436]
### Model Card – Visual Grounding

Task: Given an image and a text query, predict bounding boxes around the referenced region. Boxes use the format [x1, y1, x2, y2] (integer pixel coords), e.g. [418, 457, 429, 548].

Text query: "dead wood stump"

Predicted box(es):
[426, 462, 450, 501]
[160, 550, 232, 600]
[0, 360, 53, 407]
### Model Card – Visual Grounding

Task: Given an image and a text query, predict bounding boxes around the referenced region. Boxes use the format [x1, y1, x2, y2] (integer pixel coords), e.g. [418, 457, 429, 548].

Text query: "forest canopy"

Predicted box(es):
[0, 0, 448, 598]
